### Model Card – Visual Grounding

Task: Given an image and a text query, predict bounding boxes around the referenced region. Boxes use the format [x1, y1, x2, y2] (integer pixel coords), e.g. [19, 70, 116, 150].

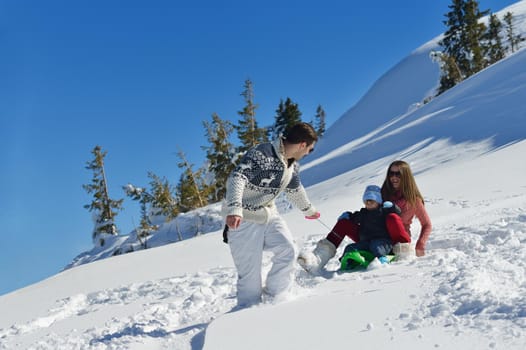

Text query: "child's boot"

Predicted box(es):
[298, 239, 336, 273]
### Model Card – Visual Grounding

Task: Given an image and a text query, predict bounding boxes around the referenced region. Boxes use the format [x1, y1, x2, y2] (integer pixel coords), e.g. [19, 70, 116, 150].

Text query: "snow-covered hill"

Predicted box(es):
[302, 0, 526, 185]
[1, 2, 525, 349]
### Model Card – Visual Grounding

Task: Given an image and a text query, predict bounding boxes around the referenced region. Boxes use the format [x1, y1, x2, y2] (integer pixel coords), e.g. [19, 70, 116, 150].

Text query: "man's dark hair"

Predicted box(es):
[283, 122, 318, 145]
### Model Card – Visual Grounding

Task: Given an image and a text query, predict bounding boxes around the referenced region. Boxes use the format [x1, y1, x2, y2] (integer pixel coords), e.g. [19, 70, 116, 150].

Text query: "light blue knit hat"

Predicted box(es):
[363, 185, 382, 204]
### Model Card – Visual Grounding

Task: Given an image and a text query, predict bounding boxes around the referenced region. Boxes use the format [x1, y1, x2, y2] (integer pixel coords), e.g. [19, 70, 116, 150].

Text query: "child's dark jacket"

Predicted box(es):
[348, 205, 401, 242]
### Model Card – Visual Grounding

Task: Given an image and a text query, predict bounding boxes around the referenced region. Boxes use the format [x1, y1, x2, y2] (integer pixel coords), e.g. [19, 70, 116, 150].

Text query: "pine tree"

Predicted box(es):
[122, 172, 178, 244]
[122, 183, 157, 242]
[83, 145, 123, 246]
[435, 53, 464, 95]
[202, 113, 236, 202]
[176, 150, 208, 212]
[440, 0, 469, 78]
[485, 13, 505, 65]
[314, 105, 326, 137]
[439, 0, 488, 93]
[273, 97, 302, 138]
[463, 0, 489, 73]
[148, 172, 179, 221]
[503, 12, 523, 53]
[235, 79, 268, 154]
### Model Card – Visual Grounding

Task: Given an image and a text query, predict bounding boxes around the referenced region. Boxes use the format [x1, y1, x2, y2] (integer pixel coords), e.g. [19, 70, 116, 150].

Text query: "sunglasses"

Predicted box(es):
[389, 170, 401, 177]
[302, 142, 315, 155]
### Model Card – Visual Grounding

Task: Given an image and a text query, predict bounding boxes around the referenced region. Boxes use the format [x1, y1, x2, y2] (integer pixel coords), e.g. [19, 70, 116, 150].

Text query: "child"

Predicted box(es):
[339, 185, 402, 264]
[298, 185, 410, 273]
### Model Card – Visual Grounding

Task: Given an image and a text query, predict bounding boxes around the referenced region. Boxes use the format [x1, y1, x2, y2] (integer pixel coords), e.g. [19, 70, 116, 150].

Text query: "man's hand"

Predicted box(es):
[305, 212, 321, 220]
[226, 215, 242, 229]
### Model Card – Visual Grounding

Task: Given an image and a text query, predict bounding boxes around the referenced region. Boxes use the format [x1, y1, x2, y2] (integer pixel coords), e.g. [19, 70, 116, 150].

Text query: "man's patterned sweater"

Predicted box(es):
[223, 138, 317, 224]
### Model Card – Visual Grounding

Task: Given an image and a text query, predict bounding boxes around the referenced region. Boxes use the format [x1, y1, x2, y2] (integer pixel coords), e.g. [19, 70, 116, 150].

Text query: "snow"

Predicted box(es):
[1, 2, 526, 349]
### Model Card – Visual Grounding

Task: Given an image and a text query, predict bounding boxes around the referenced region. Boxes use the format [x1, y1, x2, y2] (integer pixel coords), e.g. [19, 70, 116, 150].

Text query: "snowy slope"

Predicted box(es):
[308, 38, 441, 167]
[1, 2, 526, 349]
[303, 45, 526, 186]
[302, 1, 526, 186]
[204, 140, 526, 350]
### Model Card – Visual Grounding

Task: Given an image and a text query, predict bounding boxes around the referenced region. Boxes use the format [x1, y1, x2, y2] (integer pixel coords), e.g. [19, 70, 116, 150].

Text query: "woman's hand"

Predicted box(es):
[415, 240, 426, 257]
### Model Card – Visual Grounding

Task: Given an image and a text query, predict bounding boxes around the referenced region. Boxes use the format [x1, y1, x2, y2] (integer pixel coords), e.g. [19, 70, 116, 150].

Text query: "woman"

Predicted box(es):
[298, 160, 432, 273]
[381, 160, 432, 257]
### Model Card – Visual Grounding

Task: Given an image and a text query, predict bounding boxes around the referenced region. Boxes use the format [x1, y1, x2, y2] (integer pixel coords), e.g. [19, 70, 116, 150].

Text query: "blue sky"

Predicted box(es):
[0, 0, 517, 295]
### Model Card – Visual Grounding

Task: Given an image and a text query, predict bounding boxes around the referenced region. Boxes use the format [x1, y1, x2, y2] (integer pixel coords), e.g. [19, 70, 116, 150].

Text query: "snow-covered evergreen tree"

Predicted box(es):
[83, 145, 123, 247]
[504, 12, 523, 53]
[438, 0, 489, 93]
[273, 97, 302, 139]
[432, 51, 463, 95]
[176, 150, 209, 212]
[235, 79, 268, 154]
[485, 13, 505, 65]
[202, 113, 236, 202]
[148, 172, 179, 221]
[463, 0, 489, 73]
[314, 105, 326, 138]
[123, 183, 158, 245]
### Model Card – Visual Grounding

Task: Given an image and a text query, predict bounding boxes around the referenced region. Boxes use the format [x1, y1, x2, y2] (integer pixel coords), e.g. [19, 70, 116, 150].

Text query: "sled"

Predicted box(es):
[339, 250, 395, 271]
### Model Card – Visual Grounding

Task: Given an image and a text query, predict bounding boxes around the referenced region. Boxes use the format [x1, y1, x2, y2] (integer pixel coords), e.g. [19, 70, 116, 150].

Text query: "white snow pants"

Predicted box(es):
[228, 215, 297, 307]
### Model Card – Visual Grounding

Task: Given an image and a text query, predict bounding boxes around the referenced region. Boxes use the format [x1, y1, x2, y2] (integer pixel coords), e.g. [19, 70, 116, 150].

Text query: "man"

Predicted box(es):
[224, 122, 320, 307]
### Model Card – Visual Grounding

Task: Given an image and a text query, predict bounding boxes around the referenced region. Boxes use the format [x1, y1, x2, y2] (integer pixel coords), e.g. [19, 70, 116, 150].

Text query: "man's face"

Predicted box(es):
[294, 141, 315, 160]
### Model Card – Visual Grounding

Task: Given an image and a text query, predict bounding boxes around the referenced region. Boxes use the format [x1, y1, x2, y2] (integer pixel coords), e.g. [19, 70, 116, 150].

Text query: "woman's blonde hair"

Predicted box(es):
[381, 160, 424, 207]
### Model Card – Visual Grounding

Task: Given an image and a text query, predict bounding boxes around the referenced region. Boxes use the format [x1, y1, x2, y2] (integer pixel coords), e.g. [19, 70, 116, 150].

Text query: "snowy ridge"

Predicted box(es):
[302, 0, 526, 186]
[302, 45, 526, 186]
[65, 204, 224, 269]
